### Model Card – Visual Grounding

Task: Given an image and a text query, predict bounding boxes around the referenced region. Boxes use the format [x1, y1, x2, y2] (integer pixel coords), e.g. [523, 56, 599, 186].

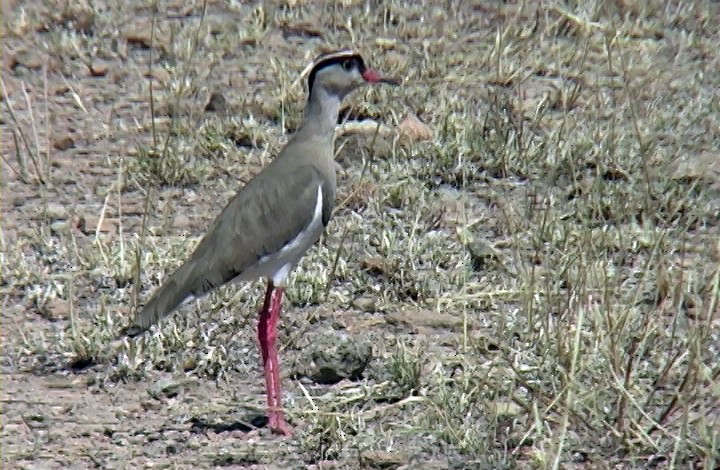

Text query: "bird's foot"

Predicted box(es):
[268, 412, 293, 436]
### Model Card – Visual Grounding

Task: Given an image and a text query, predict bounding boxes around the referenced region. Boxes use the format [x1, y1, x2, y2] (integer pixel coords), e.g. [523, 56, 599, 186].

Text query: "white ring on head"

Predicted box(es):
[291, 49, 361, 90]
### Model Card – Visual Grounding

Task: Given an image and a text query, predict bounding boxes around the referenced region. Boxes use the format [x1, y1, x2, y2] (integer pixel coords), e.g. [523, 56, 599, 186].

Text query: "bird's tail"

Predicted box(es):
[124, 262, 197, 337]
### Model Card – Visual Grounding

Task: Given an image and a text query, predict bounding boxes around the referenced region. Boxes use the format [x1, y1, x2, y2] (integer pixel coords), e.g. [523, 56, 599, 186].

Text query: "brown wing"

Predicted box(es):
[130, 164, 335, 332]
[188, 164, 332, 291]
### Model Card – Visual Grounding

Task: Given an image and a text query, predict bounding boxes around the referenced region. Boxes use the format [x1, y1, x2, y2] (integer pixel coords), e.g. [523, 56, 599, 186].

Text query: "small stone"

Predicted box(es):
[53, 136, 75, 151]
[205, 92, 227, 113]
[22, 414, 49, 429]
[280, 21, 323, 39]
[292, 329, 373, 385]
[182, 357, 198, 371]
[147, 377, 198, 399]
[361, 257, 388, 277]
[360, 450, 408, 469]
[52, 84, 70, 95]
[337, 120, 393, 138]
[143, 67, 170, 84]
[490, 400, 524, 418]
[88, 61, 110, 77]
[11, 50, 44, 70]
[466, 237, 503, 271]
[671, 151, 720, 191]
[140, 398, 163, 411]
[173, 214, 192, 230]
[60, 5, 96, 34]
[123, 19, 169, 50]
[122, 202, 146, 216]
[46, 202, 68, 220]
[352, 295, 377, 312]
[50, 220, 69, 234]
[339, 180, 377, 212]
[385, 309, 464, 332]
[77, 215, 117, 235]
[375, 37, 398, 49]
[518, 76, 575, 114]
[397, 113, 433, 141]
[39, 298, 70, 321]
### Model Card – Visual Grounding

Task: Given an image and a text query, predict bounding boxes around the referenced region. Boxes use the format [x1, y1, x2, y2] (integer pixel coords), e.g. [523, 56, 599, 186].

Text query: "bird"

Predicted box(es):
[125, 50, 399, 435]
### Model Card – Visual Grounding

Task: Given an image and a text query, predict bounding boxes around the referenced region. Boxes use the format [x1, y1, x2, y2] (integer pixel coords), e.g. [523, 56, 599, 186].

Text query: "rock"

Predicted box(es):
[671, 151, 720, 191]
[398, 113, 433, 141]
[337, 179, 377, 212]
[123, 19, 169, 50]
[88, 61, 110, 77]
[59, 5, 96, 34]
[147, 377, 198, 400]
[205, 92, 227, 113]
[76, 215, 117, 235]
[361, 257, 389, 277]
[10, 50, 44, 70]
[140, 398, 163, 411]
[39, 298, 70, 321]
[360, 450, 408, 469]
[375, 38, 399, 49]
[52, 84, 70, 95]
[53, 136, 75, 151]
[490, 400, 524, 418]
[173, 214, 192, 230]
[279, 21, 323, 39]
[22, 413, 49, 429]
[46, 374, 84, 389]
[45, 202, 68, 220]
[465, 237, 503, 271]
[384, 309, 466, 334]
[50, 220, 69, 234]
[144, 67, 170, 84]
[292, 329, 373, 385]
[397, 460, 448, 470]
[352, 295, 377, 312]
[338, 121, 394, 139]
[336, 132, 394, 163]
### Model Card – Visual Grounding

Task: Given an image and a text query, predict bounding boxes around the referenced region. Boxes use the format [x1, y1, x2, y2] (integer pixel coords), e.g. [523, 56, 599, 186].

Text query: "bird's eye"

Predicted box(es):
[342, 59, 354, 71]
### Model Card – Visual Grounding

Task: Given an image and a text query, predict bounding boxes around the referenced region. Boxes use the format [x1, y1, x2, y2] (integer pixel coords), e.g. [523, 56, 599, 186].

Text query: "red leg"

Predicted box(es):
[257, 281, 292, 436]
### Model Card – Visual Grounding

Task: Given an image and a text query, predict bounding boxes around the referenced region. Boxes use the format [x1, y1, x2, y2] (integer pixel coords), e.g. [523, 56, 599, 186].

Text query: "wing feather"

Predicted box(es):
[130, 163, 335, 332]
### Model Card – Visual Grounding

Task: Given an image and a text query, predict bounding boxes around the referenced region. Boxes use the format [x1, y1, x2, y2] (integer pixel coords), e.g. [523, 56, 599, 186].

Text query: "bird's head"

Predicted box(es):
[306, 50, 400, 100]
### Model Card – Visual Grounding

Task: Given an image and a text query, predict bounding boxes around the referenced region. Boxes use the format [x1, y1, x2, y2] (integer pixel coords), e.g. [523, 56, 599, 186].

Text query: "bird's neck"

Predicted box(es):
[295, 86, 341, 141]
